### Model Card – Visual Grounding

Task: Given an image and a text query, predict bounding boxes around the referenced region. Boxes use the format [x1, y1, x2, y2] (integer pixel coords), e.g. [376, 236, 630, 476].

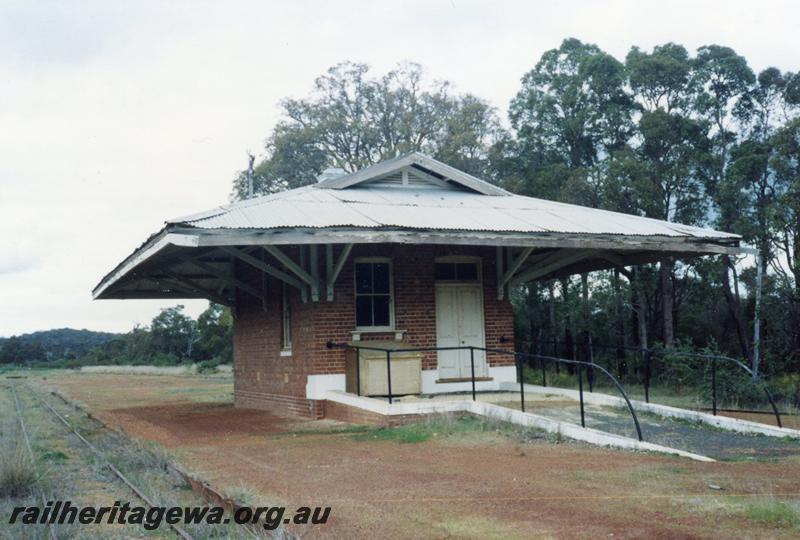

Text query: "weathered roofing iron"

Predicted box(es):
[93, 153, 744, 300]
[170, 184, 738, 240]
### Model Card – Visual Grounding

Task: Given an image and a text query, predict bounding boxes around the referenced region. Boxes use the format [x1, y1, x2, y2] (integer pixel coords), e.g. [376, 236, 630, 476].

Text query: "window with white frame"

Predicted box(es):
[281, 282, 292, 351]
[354, 259, 393, 329]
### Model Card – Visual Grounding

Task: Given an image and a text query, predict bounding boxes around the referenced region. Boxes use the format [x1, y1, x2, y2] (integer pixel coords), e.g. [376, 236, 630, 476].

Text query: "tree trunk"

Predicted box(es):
[613, 269, 627, 377]
[660, 257, 674, 347]
[560, 278, 571, 373]
[526, 283, 539, 353]
[753, 251, 767, 378]
[548, 281, 557, 357]
[721, 255, 751, 361]
[581, 273, 590, 362]
[634, 267, 648, 351]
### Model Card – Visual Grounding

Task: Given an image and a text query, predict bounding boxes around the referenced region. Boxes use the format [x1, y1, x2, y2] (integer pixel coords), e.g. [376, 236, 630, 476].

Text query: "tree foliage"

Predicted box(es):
[500, 39, 800, 377]
[1, 304, 233, 367]
[227, 42, 799, 380]
[232, 62, 503, 198]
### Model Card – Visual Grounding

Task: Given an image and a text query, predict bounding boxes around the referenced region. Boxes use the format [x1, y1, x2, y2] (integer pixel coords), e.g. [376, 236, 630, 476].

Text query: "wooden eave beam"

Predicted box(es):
[219, 246, 305, 292]
[298, 246, 308, 303]
[158, 272, 234, 306]
[262, 245, 315, 286]
[496, 246, 504, 300]
[326, 243, 353, 301]
[512, 250, 600, 285]
[178, 256, 263, 301]
[180, 227, 744, 256]
[500, 247, 535, 288]
[309, 244, 319, 301]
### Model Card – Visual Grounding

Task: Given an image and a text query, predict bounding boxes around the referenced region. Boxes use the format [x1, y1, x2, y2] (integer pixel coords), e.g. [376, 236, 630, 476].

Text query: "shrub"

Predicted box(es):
[197, 356, 229, 374]
[150, 353, 182, 366]
[770, 374, 800, 408]
[0, 444, 38, 498]
[701, 362, 766, 409]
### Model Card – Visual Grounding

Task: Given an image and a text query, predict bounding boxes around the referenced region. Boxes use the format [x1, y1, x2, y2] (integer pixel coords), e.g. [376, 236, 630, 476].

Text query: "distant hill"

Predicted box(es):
[0, 328, 121, 363]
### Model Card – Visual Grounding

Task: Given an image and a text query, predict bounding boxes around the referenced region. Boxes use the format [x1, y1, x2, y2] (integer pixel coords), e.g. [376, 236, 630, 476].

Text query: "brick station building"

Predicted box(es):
[94, 152, 744, 419]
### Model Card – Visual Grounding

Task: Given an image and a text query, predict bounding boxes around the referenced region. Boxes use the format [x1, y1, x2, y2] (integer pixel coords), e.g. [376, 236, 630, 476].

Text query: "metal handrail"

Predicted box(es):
[652, 350, 783, 428]
[489, 348, 644, 441]
[325, 341, 644, 441]
[519, 338, 784, 428]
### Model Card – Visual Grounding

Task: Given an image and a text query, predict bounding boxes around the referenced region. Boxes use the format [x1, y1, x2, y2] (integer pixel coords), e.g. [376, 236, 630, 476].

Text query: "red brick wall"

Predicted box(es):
[308, 244, 516, 374]
[232, 244, 515, 417]
[232, 252, 324, 418]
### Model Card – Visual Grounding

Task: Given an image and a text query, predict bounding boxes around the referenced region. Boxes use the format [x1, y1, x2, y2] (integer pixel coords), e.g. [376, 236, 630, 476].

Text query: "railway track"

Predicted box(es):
[13, 383, 195, 540]
[10, 383, 58, 540]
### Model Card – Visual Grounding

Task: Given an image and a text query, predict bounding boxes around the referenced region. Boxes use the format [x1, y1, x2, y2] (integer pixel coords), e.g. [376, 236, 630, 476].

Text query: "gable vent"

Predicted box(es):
[364, 168, 445, 189]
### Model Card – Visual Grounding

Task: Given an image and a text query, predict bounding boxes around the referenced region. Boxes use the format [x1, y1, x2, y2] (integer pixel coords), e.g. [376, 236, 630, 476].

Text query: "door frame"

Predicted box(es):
[434, 256, 487, 378]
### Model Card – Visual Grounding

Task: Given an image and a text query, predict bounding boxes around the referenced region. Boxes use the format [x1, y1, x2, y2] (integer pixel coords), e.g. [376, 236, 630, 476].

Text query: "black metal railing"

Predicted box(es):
[325, 341, 644, 441]
[654, 350, 783, 428]
[518, 338, 783, 428]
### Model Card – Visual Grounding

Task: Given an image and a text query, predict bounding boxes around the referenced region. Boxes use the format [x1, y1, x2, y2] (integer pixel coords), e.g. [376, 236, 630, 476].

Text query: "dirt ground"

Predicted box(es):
[33, 371, 800, 539]
[719, 410, 800, 431]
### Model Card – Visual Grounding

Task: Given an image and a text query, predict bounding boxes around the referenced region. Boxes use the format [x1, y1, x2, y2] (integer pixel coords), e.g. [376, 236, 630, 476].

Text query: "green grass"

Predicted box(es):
[276, 424, 373, 437]
[40, 450, 69, 462]
[743, 500, 800, 529]
[351, 413, 543, 444]
[354, 423, 435, 443]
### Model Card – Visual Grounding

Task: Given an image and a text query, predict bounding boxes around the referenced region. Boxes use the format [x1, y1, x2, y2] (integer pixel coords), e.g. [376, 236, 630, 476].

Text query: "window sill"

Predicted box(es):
[351, 329, 406, 342]
[279, 350, 293, 357]
[435, 377, 493, 383]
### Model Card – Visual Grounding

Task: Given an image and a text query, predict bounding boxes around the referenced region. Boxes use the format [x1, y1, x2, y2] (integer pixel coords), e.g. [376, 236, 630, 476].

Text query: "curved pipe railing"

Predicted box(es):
[326, 341, 644, 441]
[489, 348, 643, 442]
[652, 350, 783, 428]
[517, 337, 783, 429]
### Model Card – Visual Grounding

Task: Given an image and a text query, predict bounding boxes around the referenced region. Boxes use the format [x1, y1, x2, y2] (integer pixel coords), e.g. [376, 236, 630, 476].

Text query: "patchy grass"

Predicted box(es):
[351, 413, 545, 444]
[439, 515, 526, 539]
[743, 500, 800, 529]
[275, 424, 373, 438]
[354, 423, 435, 443]
[40, 449, 69, 462]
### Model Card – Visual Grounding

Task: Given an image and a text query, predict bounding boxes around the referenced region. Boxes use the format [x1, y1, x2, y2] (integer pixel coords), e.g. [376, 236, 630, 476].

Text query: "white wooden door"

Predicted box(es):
[435, 285, 487, 379]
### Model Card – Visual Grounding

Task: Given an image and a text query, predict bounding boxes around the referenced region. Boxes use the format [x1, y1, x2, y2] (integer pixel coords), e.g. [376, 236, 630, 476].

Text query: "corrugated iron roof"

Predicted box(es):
[93, 153, 744, 301]
[169, 185, 739, 240]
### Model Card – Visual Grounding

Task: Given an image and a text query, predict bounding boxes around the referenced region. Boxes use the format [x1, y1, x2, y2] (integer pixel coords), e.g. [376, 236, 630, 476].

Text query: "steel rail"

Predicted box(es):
[23, 384, 195, 540]
[10, 384, 59, 540]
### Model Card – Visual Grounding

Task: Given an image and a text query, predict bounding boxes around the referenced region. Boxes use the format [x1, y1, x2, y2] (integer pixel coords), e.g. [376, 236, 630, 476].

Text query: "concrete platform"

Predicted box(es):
[326, 386, 800, 462]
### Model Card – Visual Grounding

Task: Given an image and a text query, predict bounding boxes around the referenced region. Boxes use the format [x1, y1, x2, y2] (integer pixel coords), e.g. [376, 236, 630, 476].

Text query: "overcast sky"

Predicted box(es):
[1, 0, 798, 337]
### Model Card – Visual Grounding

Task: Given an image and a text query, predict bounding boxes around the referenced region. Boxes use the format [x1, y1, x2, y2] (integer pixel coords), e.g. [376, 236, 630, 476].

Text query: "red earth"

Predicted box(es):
[39, 372, 800, 539]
